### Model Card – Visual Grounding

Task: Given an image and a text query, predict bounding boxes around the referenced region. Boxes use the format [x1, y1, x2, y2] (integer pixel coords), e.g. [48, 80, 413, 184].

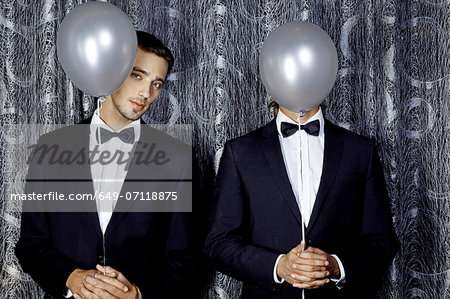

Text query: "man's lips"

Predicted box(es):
[129, 100, 145, 110]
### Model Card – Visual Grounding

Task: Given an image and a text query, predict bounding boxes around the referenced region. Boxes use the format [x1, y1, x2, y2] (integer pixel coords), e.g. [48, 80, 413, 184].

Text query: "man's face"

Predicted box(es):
[107, 47, 169, 122]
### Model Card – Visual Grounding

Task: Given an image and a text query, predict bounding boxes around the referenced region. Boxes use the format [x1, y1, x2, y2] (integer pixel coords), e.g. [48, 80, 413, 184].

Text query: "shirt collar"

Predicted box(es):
[90, 109, 141, 143]
[276, 107, 324, 137]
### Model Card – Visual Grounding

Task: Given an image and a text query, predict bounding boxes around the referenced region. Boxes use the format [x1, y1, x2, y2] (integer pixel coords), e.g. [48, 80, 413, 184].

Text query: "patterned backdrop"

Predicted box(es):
[1, 0, 449, 298]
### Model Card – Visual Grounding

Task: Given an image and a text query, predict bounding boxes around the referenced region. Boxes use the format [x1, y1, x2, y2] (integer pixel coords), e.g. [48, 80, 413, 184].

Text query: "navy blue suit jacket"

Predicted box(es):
[205, 118, 398, 298]
[15, 118, 196, 299]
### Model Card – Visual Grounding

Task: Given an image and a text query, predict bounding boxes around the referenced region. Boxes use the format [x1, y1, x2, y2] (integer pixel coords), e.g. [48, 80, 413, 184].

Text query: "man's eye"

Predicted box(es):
[153, 82, 162, 88]
[132, 74, 141, 79]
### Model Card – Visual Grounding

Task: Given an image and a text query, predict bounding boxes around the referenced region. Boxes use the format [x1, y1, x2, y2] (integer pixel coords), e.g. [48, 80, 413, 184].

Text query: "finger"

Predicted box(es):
[293, 256, 329, 267]
[96, 264, 113, 276]
[92, 272, 129, 293]
[96, 264, 117, 278]
[293, 278, 330, 289]
[293, 268, 329, 278]
[96, 264, 115, 277]
[83, 272, 95, 280]
[86, 275, 116, 294]
[309, 277, 330, 287]
[292, 241, 305, 254]
[73, 294, 81, 299]
[96, 265, 130, 286]
[301, 240, 306, 252]
[304, 246, 326, 254]
[80, 283, 101, 299]
[103, 265, 122, 278]
[83, 281, 118, 299]
[294, 256, 329, 268]
[298, 251, 328, 261]
[290, 273, 315, 283]
[100, 265, 120, 275]
[294, 240, 305, 252]
[285, 277, 297, 286]
[293, 269, 329, 279]
[292, 263, 327, 273]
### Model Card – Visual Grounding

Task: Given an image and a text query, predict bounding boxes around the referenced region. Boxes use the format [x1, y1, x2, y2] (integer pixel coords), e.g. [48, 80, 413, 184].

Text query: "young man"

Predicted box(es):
[16, 31, 195, 299]
[205, 102, 399, 298]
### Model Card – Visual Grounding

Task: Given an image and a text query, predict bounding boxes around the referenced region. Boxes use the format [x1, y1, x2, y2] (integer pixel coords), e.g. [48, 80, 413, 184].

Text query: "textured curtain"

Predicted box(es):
[1, 0, 449, 298]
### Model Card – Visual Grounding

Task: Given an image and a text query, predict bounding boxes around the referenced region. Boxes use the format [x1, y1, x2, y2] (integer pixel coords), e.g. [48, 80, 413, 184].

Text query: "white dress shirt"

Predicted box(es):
[272, 108, 346, 288]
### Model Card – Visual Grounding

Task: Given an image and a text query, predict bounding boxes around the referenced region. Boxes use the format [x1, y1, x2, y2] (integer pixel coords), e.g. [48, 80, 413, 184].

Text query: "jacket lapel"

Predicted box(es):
[260, 120, 303, 228]
[306, 120, 343, 234]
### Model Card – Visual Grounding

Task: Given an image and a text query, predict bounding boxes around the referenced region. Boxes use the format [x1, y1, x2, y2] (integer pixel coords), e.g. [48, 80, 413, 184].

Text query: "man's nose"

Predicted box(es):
[138, 86, 150, 98]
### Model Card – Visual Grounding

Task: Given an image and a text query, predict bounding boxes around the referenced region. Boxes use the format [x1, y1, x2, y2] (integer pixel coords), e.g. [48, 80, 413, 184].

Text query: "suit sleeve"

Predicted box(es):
[338, 140, 399, 290]
[15, 138, 81, 298]
[204, 141, 281, 292]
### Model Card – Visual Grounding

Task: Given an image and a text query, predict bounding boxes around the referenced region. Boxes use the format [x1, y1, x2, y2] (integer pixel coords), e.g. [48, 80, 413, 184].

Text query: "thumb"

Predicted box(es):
[292, 241, 305, 254]
[96, 264, 116, 277]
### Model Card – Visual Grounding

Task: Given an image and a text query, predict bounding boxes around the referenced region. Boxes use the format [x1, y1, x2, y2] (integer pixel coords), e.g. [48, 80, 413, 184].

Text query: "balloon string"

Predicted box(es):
[297, 113, 306, 299]
[97, 96, 106, 114]
[297, 112, 306, 248]
[103, 233, 106, 275]
[96, 97, 106, 144]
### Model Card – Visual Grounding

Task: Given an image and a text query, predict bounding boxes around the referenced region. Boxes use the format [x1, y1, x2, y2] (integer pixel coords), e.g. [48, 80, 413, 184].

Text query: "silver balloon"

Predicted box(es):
[259, 21, 338, 112]
[57, 2, 137, 97]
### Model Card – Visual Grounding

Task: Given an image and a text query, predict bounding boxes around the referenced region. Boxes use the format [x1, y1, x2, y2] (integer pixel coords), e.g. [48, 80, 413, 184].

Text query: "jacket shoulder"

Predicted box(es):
[225, 119, 275, 149]
[326, 120, 373, 148]
[33, 124, 86, 144]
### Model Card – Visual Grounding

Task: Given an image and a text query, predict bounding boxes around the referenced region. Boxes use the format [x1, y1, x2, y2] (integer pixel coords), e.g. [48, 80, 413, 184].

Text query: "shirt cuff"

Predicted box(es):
[64, 287, 73, 298]
[273, 254, 286, 284]
[330, 254, 346, 289]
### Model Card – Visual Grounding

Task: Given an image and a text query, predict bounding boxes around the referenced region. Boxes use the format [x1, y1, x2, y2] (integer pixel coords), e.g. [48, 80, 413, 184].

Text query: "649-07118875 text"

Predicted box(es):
[95, 191, 178, 201]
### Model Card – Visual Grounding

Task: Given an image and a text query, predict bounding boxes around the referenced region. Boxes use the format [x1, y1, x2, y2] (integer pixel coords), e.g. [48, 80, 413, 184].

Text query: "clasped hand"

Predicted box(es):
[276, 241, 340, 290]
[66, 264, 140, 299]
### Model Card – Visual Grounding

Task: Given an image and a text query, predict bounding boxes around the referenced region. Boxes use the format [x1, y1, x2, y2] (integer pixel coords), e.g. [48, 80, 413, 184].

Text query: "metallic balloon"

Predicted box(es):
[57, 2, 137, 97]
[259, 21, 338, 112]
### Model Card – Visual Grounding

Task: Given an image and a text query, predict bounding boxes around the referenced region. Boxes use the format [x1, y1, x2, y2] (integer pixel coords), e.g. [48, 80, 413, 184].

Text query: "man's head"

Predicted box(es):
[102, 31, 174, 127]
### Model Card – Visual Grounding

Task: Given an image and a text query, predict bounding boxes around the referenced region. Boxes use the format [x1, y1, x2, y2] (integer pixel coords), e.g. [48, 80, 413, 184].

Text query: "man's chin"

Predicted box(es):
[126, 114, 143, 121]
[119, 110, 145, 122]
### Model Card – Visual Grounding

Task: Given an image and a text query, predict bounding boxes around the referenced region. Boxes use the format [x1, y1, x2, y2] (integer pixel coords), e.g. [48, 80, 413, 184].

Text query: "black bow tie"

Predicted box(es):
[98, 127, 135, 144]
[281, 120, 320, 138]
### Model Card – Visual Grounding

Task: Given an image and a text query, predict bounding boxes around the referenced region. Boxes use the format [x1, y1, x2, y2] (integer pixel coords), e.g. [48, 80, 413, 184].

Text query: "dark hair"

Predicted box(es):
[136, 30, 175, 74]
[268, 100, 280, 117]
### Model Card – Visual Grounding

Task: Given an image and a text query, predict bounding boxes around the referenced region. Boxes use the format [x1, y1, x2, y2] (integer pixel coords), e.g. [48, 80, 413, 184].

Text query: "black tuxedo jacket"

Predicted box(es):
[204, 118, 398, 298]
[15, 118, 196, 298]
